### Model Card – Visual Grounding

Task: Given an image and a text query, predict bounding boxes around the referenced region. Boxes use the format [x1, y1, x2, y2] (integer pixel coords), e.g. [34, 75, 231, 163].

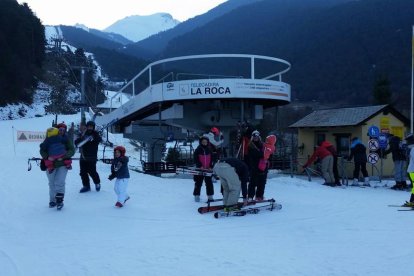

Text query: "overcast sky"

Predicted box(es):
[17, 0, 228, 30]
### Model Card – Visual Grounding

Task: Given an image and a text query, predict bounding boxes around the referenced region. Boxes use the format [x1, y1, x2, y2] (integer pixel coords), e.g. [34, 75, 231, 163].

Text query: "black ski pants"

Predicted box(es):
[248, 171, 267, 199]
[193, 175, 214, 196]
[79, 159, 100, 188]
[353, 161, 368, 179]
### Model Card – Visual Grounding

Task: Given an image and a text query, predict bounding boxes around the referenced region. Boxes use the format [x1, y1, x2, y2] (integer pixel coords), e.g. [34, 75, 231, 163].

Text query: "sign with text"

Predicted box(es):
[16, 131, 45, 142]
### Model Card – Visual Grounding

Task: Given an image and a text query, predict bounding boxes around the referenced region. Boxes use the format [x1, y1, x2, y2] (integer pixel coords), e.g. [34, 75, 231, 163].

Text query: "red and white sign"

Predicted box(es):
[367, 153, 379, 164]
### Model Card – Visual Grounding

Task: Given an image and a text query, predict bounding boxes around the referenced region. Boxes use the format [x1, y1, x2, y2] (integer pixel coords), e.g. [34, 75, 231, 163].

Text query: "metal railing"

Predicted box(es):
[108, 54, 291, 112]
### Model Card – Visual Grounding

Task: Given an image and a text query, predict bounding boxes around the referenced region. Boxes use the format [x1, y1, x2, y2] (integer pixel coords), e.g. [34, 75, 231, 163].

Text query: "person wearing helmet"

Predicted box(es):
[193, 136, 215, 202]
[41, 127, 73, 173]
[347, 137, 369, 186]
[75, 120, 102, 193]
[39, 125, 75, 210]
[203, 127, 225, 163]
[108, 146, 130, 207]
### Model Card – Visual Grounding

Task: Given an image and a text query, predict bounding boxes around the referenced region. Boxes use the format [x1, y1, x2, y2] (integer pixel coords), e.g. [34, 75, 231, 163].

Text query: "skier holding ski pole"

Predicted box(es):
[75, 121, 102, 193]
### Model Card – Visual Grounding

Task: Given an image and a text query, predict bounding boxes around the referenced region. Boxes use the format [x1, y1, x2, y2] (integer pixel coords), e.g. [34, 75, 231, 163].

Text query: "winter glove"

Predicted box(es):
[108, 174, 115, 181]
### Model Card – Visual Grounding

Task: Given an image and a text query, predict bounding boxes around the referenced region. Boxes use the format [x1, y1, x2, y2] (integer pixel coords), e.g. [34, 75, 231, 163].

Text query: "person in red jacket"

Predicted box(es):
[303, 143, 335, 186]
[320, 140, 341, 186]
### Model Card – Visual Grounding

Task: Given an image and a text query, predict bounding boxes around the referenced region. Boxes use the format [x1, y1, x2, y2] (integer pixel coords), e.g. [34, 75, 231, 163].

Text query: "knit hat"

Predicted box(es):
[251, 130, 260, 137]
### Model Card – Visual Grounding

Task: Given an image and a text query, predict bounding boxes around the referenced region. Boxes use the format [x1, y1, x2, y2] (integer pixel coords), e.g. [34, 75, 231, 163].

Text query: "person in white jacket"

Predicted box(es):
[204, 127, 225, 163]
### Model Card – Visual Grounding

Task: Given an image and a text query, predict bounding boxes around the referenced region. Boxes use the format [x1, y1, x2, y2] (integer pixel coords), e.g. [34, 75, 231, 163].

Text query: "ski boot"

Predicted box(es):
[350, 178, 359, 186]
[224, 205, 241, 212]
[363, 177, 370, 187]
[55, 193, 64, 210]
[402, 201, 414, 207]
[390, 182, 402, 190]
[79, 186, 91, 193]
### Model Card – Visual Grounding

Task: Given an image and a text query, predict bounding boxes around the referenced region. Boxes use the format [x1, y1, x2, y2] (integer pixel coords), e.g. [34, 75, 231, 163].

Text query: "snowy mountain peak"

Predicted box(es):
[104, 13, 180, 42]
[74, 23, 89, 32]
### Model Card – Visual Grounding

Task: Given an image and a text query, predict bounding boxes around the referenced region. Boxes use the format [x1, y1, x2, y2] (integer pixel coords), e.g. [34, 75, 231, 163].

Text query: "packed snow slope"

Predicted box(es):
[0, 114, 413, 275]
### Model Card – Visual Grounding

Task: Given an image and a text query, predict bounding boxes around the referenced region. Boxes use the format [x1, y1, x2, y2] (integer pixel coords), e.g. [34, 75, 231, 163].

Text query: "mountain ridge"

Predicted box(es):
[104, 13, 180, 42]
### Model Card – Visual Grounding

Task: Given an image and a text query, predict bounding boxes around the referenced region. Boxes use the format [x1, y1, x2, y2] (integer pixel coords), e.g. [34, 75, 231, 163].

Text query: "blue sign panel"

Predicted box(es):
[378, 133, 388, 149]
[368, 126, 380, 138]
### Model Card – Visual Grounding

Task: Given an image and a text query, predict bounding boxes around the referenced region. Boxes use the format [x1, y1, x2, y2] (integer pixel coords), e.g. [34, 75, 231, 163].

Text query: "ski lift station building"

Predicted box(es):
[95, 54, 291, 162]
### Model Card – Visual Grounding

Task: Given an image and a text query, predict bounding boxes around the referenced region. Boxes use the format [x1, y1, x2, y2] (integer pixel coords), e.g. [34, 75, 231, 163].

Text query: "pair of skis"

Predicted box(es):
[388, 204, 414, 211]
[213, 201, 282, 219]
[198, 198, 282, 218]
[177, 167, 215, 177]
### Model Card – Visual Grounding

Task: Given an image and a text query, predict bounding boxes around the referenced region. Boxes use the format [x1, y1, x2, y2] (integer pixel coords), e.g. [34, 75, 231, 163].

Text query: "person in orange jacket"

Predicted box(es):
[303, 143, 335, 186]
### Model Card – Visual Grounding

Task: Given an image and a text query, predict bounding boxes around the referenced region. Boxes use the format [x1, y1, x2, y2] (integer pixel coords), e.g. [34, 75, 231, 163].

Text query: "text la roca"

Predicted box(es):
[191, 86, 231, 95]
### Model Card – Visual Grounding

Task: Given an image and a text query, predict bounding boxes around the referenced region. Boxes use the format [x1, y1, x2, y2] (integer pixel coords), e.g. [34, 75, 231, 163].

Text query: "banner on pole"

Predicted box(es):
[16, 131, 46, 142]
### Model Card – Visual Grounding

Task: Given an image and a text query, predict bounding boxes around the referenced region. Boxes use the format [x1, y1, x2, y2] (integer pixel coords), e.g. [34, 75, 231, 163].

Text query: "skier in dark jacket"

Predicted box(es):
[75, 120, 102, 193]
[348, 137, 369, 186]
[247, 130, 268, 200]
[213, 158, 249, 211]
[108, 146, 130, 207]
[384, 134, 408, 190]
[193, 136, 214, 202]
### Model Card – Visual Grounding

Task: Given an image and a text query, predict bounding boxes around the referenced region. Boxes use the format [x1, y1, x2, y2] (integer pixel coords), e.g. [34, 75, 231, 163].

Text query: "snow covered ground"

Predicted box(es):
[1, 114, 413, 275]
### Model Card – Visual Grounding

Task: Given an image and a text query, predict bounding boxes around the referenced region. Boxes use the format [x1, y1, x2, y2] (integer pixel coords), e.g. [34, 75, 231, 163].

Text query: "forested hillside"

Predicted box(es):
[159, 0, 414, 107]
[0, 0, 45, 106]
